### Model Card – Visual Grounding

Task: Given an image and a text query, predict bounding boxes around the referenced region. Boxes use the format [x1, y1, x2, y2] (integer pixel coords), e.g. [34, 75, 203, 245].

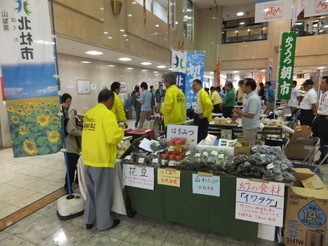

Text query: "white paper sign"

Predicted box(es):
[255, 0, 293, 23]
[167, 124, 198, 148]
[235, 178, 285, 227]
[192, 174, 220, 197]
[123, 164, 154, 190]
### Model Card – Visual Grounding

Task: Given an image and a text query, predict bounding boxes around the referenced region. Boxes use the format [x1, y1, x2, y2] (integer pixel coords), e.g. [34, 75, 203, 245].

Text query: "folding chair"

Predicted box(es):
[313, 145, 328, 173]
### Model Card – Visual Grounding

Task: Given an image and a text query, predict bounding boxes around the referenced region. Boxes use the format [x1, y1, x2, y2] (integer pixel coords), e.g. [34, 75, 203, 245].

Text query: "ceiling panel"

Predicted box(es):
[191, 0, 255, 9]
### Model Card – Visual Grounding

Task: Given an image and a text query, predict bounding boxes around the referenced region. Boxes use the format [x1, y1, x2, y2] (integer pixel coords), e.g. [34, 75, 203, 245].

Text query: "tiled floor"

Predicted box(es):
[1, 118, 328, 245]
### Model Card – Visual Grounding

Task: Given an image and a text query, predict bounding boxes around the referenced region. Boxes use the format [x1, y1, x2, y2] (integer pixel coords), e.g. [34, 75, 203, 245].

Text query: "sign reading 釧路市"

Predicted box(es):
[235, 178, 285, 227]
[192, 173, 220, 197]
[123, 164, 154, 190]
[277, 32, 297, 100]
[167, 124, 198, 148]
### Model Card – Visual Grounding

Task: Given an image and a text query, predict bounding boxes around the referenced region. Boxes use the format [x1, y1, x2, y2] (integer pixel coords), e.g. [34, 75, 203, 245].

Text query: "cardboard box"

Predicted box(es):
[284, 169, 328, 246]
[284, 139, 317, 160]
[292, 125, 312, 140]
[234, 140, 251, 156]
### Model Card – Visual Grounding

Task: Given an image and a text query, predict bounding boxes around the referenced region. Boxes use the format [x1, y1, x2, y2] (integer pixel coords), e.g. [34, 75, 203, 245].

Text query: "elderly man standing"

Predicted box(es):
[160, 72, 186, 127]
[233, 78, 261, 146]
[82, 89, 124, 231]
[299, 79, 318, 127]
[193, 79, 213, 143]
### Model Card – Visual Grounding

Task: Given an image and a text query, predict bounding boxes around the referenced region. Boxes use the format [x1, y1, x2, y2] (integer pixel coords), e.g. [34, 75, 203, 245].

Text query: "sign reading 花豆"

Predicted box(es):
[235, 178, 285, 227]
[277, 32, 297, 100]
[123, 164, 154, 190]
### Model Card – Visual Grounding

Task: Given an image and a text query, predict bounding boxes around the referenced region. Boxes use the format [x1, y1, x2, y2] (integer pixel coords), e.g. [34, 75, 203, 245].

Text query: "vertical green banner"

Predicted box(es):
[277, 32, 297, 100]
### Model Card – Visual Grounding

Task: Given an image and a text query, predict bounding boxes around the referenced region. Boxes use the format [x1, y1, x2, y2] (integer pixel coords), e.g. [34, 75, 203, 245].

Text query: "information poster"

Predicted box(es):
[123, 164, 154, 190]
[235, 178, 285, 227]
[157, 168, 181, 187]
[192, 173, 220, 197]
[167, 124, 198, 148]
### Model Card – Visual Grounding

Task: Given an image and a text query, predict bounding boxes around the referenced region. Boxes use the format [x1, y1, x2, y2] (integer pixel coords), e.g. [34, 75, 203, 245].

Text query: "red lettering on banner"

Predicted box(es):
[317, 2, 328, 9]
[266, 7, 282, 16]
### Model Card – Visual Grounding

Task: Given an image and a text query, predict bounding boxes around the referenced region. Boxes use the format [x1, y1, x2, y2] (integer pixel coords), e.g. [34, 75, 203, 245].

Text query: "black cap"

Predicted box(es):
[302, 79, 314, 86]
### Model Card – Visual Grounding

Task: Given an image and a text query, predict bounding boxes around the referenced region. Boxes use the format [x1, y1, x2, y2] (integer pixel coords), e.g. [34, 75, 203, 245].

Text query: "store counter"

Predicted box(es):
[126, 169, 258, 242]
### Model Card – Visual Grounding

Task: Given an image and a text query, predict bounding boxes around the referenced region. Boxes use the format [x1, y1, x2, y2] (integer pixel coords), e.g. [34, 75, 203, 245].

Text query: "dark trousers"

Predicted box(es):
[194, 114, 209, 143]
[300, 109, 315, 127]
[65, 153, 80, 189]
[213, 104, 222, 113]
[312, 115, 328, 146]
[222, 107, 233, 118]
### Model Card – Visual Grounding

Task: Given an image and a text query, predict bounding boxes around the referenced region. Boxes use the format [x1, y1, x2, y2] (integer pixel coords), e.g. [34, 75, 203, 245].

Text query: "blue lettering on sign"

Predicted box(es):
[298, 201, 326, 228]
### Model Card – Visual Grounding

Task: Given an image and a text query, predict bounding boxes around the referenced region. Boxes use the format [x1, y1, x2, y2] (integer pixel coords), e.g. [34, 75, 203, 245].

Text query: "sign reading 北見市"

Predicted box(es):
[277, 32, 297, 100]
[0, 0, 61, 157]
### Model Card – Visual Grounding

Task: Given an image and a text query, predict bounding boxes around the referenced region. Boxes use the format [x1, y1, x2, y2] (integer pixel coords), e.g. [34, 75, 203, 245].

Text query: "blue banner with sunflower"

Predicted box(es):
[0, 0, 62, 157]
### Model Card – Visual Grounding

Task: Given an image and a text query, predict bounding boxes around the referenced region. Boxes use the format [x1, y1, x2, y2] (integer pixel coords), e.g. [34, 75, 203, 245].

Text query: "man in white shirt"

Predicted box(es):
[299, 79, 318, 127]
[312, 76, 328, 163]
[288, 80, 300, 114]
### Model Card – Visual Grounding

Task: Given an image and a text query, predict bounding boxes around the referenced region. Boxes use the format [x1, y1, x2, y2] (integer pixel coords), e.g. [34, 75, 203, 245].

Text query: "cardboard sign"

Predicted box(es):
[235, 178, 285, 227]
[123, 164, 154, 190]
[167, 124, 198, 148]
[192, 173, 220, 197]
[157, 168, 181, 187]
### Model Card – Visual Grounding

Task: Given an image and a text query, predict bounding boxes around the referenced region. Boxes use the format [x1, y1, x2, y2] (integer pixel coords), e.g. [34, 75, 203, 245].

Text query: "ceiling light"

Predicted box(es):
[108, 36, 112, 39]
[120, 29, 125, 32]
[155, 24, 159, 27]
[127, 67, 134, 70]
[125, 39, 129, 41]
[132, 1, 137, 4]
[240, 22, 245, 25]
[128, 14, 132, 17]
[141, 62, 152, 65]
[141, 70, 148, 72]
[153, 71, 159, 73]
[85, 51, 103, 55]
[237, 12, 244, 16]
[233, 71, 239, 74]
[295, 22, 303, 25]
[100, 7, 104, 11]
[81, 61, 92, 64]
[123, 34, 128, 37]
[261, 69, 267, 72]
[108, 65, 116, 67]
[103, 31, 108, 34]
[317, 66, 326, 70]
[175, 21, 178, 25]
[118, 57, 132, 61]
[157, 65, 166, 69]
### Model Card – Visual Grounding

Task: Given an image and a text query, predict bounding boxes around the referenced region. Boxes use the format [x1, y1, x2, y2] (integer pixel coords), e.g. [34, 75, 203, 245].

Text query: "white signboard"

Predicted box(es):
[171, 49, 187, 73]
[123, 164, 154, 190]
[167, 124, 198, 148]
[255, 0, 293, 23]
[235, 178, 285, 227]
[292, 0, 306, 26]
[304, 0, 328, 17]
[192, 173, 220, 197]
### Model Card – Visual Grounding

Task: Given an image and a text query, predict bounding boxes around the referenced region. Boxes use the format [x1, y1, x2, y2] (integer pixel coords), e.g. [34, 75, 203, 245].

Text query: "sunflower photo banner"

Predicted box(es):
[0, 0, 62, 157]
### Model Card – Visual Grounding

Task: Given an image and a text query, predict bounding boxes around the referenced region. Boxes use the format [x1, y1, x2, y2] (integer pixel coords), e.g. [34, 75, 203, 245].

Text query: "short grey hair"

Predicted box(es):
[162, 72, 176, 85]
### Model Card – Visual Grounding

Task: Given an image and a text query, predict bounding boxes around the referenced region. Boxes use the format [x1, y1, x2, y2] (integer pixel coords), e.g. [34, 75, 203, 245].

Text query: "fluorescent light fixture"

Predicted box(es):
[108, 65, 116, 67]
[141, 70, 148, 72]
[118, 57, 132, 61]
[141, 62, 152, 65]
[85, 51, 103, 55]
[81, 61, 92, 64]
[295, 22, 303, 25]
[127, 67, 134, 70]
[317, 66, 326, 70]
[237, 12, 244, 16]
[157, 65, 166, 68]
[240, 22, 245, 25]
[120, 29, 125, 32]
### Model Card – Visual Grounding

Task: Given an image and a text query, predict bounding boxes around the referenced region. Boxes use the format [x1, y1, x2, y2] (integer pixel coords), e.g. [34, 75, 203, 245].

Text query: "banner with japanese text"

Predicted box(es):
[305, 0, 328, 17]
[0, 0, 61, 157]
[277, 32, 297, 100]
[170, 50, 205, 109]
[185, 51, 205, 109]
[123, 164, 154, 190]
[255, 0, 293, 23]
